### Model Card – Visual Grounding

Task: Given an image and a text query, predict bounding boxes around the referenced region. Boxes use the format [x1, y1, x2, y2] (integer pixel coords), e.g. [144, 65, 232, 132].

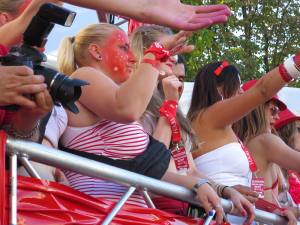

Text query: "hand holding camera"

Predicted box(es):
[0, 65, 47, 108]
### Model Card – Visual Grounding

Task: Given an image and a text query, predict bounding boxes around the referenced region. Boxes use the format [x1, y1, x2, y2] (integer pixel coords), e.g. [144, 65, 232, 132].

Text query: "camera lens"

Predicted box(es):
[34, 66, 89, 114]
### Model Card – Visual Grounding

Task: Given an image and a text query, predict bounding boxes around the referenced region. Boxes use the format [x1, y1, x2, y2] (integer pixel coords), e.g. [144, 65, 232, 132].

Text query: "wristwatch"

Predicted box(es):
[191, 178, 210, 194]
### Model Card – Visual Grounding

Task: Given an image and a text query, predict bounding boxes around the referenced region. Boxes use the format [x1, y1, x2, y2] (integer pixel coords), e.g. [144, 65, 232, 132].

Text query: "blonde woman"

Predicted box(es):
[50, 23, 233, 223]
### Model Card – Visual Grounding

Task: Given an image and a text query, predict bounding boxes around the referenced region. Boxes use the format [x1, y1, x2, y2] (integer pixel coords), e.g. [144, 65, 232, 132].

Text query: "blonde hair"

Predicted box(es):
[0, 0, 23, 14]
[130, 25, 196, 148]
[57, 23, 121, 75]
[130, 25, 172, 66]
[233, 103, 269, 143]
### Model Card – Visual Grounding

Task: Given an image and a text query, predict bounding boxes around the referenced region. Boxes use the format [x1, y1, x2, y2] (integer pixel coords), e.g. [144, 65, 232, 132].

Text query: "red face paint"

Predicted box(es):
[100, 30, 136, 84]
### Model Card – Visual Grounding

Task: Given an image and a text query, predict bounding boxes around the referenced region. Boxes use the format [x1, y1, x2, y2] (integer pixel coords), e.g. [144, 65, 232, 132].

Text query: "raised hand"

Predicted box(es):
[161, 75, 182, 101]
[62, 0, 230, 31]
[141, 0, 231, 31]
[159, 31, 194, 54]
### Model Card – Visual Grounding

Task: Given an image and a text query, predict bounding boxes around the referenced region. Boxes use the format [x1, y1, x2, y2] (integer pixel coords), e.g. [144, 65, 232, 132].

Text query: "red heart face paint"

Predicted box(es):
[100, 30, 136, 84]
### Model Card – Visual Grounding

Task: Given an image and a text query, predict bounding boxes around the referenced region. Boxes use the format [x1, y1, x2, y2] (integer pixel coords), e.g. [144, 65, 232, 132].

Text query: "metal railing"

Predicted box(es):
[6, 137, 297, 225]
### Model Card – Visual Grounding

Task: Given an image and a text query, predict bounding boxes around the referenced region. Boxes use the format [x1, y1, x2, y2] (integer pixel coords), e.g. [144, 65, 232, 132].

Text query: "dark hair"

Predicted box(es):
[187, 62, 240, 122]
[177, 54, 186, 65]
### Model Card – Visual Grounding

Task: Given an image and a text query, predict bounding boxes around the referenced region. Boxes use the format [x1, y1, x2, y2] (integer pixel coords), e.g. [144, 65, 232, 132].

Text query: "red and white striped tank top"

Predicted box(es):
[61, 120, 149, 207]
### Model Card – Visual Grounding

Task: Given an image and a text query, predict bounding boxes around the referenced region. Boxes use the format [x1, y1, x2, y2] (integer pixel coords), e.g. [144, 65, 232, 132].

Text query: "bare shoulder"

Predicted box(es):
[251, 133, 286, 152]
[70, 67, 106, 80]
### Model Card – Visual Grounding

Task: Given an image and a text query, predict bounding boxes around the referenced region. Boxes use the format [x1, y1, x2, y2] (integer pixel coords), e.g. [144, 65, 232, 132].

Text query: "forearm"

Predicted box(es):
[252, 69, 286, 102]
[152, 116, 171, 147]
[162, 170, 200, 190]
[0, 1, 42, 48]
[116, 56, 159, 120]
[61, 0, 145, 19]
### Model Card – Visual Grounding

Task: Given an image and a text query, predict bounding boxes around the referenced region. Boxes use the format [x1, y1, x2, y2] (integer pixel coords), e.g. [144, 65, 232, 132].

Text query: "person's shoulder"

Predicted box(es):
[71, 67, 105, 79]
[253, 132, 285, 149]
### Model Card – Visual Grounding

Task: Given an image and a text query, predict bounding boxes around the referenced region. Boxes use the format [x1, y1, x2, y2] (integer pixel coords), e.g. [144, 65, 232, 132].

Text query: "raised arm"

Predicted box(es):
[0, 0, 56, 48]
[72, 32, 191, 123]
[61, 0, 230, 31]
[203, 68, 287, 129]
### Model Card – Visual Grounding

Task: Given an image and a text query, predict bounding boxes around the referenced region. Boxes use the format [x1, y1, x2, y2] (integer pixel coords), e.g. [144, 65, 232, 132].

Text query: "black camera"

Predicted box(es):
[0, 3, 88, 114]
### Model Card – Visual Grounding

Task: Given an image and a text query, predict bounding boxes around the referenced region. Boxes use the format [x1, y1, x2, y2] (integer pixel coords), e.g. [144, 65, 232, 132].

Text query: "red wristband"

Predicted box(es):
[141, 58, 160, 70]
[144, 42, 170, 62]
[279, 64, 293, 83]
[159, 100, 181, 143]
[159, 100, 178, 118]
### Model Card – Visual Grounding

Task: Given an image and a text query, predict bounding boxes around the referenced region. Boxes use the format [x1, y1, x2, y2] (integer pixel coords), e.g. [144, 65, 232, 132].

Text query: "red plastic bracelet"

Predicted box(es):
[144, 42, 170, 62]
[279, 64, 293, 83]
[141, 58, 160, 70]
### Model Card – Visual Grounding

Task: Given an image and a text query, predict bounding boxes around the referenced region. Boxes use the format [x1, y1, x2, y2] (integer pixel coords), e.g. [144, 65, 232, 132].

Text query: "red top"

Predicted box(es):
[288, 170, 300, 204]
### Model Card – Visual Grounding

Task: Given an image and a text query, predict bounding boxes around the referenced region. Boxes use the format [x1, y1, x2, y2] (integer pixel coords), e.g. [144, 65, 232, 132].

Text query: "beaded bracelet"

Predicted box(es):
[4, 120, 40, 139]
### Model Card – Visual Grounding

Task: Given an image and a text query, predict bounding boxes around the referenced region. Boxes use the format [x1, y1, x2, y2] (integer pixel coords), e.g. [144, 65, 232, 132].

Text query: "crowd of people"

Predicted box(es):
[0, 0, 300, 225]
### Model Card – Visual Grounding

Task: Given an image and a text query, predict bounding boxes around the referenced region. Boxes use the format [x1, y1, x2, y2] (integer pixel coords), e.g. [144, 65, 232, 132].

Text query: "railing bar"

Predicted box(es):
[101, 186, 136, 225]
[10, 154, 17, 225]
[19, 157, 41, 179]
[6, 138, 294, 225]
[115, 19, 127, 26]
[141, 190, 156, 209]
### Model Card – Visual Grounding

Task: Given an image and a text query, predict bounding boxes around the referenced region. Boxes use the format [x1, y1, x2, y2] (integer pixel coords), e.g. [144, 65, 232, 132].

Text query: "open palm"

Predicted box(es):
[142, 0, 231, 31]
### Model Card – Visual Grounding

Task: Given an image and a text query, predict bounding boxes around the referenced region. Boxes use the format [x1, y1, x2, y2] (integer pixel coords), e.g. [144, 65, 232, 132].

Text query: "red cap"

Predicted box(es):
[275, 108, 300, 129]
[242, 80, 287, 111]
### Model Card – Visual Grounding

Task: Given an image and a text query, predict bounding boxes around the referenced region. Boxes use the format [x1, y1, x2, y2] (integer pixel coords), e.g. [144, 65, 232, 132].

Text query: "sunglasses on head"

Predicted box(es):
[270, 106, 280, 116]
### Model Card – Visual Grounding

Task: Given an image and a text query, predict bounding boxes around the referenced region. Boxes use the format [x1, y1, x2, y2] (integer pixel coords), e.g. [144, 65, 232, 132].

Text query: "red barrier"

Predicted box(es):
[4, 176, 204, 224]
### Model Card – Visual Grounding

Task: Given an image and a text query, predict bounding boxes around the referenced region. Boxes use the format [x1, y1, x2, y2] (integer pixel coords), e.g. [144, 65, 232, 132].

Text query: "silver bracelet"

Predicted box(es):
[4, 120, 40, 139]
[191, 178, 210, 194]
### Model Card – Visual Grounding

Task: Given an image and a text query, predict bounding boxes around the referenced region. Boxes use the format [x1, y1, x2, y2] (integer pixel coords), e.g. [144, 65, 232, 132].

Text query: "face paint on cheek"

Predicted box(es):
[102, 31, 130, 81]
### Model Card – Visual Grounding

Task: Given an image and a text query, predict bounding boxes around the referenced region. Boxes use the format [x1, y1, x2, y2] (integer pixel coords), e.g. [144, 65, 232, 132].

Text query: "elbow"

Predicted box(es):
[118, 109, 142, 123]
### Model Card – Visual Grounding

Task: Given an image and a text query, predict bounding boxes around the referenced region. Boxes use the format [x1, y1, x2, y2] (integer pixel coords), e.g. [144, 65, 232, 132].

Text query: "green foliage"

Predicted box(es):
[182, 0, 300, 87]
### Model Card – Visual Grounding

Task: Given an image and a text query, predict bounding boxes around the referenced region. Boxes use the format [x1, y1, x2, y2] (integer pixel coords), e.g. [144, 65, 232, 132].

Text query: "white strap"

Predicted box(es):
[284, 56, 300, 79]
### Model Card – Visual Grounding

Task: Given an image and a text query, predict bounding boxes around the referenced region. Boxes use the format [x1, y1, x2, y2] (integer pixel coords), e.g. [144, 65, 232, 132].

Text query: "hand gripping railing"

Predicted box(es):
[6, 137, 297, 225]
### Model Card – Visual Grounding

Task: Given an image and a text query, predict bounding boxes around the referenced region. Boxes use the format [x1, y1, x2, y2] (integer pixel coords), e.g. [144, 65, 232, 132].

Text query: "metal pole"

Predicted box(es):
[6, 138, 293, 225]
[102, 186, 136, 225]
[19, 156, 41, 179]
[141, 190, 156, 209]
[9, 154, 17, 225]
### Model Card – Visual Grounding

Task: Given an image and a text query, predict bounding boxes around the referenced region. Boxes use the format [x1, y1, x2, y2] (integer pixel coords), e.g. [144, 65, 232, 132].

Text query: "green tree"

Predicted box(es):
[182, 0, 300, 87]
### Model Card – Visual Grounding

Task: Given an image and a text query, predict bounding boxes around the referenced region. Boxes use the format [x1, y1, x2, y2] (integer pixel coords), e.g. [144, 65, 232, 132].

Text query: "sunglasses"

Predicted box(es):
[270, 106, 280, 116]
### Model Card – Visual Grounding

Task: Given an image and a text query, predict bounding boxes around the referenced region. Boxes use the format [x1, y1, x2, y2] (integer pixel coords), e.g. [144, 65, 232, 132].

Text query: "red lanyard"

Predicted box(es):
[159, 101, 190, 173]
[238, 139, 257, 172]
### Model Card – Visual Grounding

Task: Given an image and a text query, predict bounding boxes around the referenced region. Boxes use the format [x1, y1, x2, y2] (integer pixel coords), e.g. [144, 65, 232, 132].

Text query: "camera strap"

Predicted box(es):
[58, 136, 171, 180]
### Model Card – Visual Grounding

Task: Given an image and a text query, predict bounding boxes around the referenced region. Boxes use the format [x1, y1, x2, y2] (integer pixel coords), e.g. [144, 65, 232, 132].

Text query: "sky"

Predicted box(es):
[45, 4, 127, 55]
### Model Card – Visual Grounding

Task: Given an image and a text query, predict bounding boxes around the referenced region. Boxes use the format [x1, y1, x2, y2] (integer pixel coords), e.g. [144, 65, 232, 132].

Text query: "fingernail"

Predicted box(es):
[36, 75, 45, 81]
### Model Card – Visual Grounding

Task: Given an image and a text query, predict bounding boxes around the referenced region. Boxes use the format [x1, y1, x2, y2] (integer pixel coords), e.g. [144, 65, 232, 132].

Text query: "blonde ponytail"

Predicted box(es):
[57, 36, 76, 75]
[57, 23, 120, 75]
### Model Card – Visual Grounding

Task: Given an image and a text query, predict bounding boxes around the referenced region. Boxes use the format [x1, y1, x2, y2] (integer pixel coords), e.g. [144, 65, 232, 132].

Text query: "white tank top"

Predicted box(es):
[194, 142, 252, 186]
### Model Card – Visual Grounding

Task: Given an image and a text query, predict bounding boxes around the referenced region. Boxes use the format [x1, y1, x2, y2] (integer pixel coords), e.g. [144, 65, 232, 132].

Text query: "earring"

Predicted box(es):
[98, 55, 102, 61]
